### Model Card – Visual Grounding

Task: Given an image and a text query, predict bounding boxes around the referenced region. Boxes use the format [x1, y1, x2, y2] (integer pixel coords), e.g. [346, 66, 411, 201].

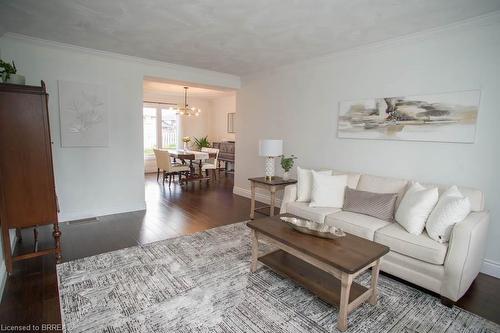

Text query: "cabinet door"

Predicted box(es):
[0, 90, 57, 228]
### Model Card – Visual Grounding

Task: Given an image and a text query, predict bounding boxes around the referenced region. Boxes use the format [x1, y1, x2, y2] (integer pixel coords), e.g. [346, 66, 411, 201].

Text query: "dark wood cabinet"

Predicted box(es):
[0, 81, 61, 274]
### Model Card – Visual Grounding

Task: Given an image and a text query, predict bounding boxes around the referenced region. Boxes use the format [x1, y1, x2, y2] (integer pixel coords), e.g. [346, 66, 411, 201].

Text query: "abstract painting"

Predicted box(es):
[58, 80, 108, 147]
[337, 90, 480, 143]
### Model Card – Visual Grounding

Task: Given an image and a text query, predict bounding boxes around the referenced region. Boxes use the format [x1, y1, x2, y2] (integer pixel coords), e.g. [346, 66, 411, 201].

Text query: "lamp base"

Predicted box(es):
[265, 157, 275, 181]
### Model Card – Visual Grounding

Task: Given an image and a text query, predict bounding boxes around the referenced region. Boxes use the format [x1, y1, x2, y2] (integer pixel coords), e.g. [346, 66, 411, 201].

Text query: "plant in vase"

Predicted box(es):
[182, 136, 191, 150]
[280, 155, 297, 180]
[0, 59, 25, 85]
[193, 136, 211, 150]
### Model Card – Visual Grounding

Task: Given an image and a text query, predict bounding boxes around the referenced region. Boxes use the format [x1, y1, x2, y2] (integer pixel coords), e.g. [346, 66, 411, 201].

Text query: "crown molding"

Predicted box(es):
[0, 32, 241, 88]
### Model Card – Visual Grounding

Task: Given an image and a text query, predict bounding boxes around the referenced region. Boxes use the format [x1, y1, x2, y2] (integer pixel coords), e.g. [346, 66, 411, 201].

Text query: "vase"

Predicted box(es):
[4, 74, 25, 85]
[283, 171, 289, 180]
[183, 142, 188, 150]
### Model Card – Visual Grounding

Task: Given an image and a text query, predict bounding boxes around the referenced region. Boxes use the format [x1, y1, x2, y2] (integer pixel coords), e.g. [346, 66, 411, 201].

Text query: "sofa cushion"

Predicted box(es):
[421, 182, 484, 212]
[324, 211, 391, 240]
[333, 171, 361, 189]
[425, 186, 471, 243]
[374, 223, 448, 265]
[309, 172, 347, 208]
[296, 167, 332, 202]
[286, 202, 340, 223]
[343, 187, 397, 221]
[357, 174, 408, 208]
[395, 182, 439, 235]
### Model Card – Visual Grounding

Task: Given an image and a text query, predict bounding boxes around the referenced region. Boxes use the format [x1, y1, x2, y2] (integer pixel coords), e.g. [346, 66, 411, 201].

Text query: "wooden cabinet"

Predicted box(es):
[0, 81, 61, 274]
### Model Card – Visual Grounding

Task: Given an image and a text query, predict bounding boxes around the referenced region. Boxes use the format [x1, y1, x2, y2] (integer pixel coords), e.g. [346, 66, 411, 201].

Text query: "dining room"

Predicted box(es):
[142, 78, 237, 190]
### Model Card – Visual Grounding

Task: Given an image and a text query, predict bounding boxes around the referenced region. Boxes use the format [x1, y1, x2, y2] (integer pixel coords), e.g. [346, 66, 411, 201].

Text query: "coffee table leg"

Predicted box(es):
[369, 259, 381, 305]
[337, 272, 353, 332]
[250, 182, 256, 219]
[251, 230, 258, 272]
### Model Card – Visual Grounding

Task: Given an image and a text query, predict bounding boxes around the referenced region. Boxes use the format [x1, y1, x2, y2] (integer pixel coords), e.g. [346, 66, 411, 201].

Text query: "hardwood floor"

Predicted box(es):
[0, 173, 499, 332]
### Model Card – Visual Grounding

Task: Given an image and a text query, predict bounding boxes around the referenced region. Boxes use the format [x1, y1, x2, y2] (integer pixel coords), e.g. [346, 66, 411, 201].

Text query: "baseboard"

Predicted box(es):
[58, 202, 147, 223]
[481, 259, 500, 278]
[0, 230, 17, 300]
[233, 186, 282, 207]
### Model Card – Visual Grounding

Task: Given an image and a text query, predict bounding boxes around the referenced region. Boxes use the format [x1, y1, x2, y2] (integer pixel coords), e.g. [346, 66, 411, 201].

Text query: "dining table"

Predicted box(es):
[167, 149, 217, 182]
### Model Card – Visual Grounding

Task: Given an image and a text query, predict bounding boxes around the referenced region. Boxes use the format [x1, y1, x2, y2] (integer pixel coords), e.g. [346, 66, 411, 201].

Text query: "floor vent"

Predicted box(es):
[66, 217, 99, 225]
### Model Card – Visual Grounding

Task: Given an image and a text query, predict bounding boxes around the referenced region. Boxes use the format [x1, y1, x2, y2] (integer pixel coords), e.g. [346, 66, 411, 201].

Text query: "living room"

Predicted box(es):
[0, 1, 499, 332]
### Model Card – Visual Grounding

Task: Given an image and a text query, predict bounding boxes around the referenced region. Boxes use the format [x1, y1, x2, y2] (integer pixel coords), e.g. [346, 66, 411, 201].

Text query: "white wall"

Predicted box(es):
[210, 94, 236, 142]
[0, 33, 239, 223]
[235, 14, 500, 276]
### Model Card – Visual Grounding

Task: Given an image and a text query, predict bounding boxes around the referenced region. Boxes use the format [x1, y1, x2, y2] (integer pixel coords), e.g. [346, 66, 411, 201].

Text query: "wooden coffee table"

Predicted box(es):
[247, 214, 389, 331]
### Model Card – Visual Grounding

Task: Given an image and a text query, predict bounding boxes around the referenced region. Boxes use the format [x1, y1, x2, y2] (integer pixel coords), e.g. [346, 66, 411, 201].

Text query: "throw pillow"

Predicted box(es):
[296, 167, 332, 202]
[395, 182, 439, 235]
[343, 187, 398, 221]
[309, 172, 347, 208]
[426, 186, 471, 243]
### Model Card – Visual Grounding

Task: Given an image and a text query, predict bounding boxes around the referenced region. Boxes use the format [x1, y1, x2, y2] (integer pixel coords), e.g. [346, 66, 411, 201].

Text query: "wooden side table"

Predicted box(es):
[248, 177, 297, 219]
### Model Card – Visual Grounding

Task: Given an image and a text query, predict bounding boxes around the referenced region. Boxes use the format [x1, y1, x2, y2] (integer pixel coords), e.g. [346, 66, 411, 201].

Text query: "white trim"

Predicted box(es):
[233, 186, 282, 207]
[0, 33, 241, 89]
[481, 259, 500, 278]
[58, 202, 147, 223]
[0, 230, 17, 300]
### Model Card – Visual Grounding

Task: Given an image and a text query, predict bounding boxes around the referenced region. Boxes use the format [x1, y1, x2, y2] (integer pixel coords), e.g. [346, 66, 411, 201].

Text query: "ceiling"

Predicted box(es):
[1, 0, 500, 75]
[143, 80, 231, 99]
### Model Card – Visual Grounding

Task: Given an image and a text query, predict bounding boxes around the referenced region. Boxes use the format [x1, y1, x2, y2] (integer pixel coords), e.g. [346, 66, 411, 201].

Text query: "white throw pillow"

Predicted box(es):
[426, 186, 471, 243]
[309, 172, 347, 208]
[395, 182, 439, 235]
[296, 167, 332, 202]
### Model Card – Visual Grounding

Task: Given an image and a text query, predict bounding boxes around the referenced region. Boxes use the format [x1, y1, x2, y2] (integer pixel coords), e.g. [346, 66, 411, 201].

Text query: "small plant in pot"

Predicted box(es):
[0, 59, 25, 85]
[280, 155, 297, 180]
[194, 136, 211, 150]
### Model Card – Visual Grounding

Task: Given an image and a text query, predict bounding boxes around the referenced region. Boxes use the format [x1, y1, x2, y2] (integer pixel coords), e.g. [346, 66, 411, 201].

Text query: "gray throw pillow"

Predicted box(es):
[343, 187, 398, 221]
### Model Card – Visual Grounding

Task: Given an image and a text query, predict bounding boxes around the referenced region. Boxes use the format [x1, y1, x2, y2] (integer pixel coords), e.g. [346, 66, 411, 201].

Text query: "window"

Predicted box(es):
[161, 108, 178, 149]
[143, 104, 178, 158]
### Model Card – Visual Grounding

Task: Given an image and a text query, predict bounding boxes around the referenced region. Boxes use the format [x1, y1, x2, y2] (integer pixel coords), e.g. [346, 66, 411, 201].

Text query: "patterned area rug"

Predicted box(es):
[57, 222, 500, 332]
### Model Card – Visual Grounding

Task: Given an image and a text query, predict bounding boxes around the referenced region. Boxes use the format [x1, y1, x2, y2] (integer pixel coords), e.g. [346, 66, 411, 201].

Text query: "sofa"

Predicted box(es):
[279, 171, 490, 304]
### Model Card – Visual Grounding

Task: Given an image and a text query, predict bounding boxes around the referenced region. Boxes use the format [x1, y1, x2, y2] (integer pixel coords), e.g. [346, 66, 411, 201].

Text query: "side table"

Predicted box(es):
[248, 177, 297, 219]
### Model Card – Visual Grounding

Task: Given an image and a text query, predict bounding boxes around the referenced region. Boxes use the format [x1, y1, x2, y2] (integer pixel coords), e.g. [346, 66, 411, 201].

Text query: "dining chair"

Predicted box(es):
[201, 147, 220, 180]
[153, 149, 190, 186]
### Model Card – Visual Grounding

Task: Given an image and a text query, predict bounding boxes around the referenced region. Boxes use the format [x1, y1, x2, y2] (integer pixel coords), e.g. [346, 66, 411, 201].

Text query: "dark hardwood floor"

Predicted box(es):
[1, 173, 499, 332]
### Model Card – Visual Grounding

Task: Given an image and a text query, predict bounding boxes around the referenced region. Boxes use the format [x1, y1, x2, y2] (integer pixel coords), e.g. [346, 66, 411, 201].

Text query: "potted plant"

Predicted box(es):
[280, 154, 297, 180]
[194, 136, 211, 150]
[0, 60, 25, 85]
[182, 136, 191, 150]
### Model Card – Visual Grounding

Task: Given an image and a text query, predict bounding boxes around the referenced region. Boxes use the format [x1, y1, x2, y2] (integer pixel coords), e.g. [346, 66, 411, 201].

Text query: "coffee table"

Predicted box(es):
[247, 214, 389, 331]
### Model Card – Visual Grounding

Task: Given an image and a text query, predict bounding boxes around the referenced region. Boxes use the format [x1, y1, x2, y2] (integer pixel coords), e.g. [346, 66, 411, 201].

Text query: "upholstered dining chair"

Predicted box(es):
[153, 149, 190, 186]
[201, 147, 220, 179]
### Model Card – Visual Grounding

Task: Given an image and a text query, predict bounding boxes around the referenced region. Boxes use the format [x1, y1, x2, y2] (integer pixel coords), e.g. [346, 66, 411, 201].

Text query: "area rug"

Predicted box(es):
[57, 222, 500, 332]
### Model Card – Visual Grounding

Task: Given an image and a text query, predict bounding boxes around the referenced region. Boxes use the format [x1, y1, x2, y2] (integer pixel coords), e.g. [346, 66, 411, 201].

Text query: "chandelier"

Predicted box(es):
[171, 86, 201, 116]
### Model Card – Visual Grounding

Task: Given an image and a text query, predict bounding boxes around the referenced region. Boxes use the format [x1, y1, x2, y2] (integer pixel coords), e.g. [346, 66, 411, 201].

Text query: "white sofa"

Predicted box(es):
[280, 172, 490, 303]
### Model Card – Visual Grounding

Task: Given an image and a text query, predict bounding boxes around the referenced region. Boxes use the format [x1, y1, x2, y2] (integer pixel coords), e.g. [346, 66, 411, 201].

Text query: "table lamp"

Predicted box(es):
[259, 139, 283, 181]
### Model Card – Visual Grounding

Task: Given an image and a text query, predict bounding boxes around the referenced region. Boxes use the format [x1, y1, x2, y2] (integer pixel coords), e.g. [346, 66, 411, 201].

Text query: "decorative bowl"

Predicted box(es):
[280, 216, 346, 239]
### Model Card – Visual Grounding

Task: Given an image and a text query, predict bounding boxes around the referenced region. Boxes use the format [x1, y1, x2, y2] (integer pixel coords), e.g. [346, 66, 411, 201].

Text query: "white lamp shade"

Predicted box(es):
[259, 139, 283, 157]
